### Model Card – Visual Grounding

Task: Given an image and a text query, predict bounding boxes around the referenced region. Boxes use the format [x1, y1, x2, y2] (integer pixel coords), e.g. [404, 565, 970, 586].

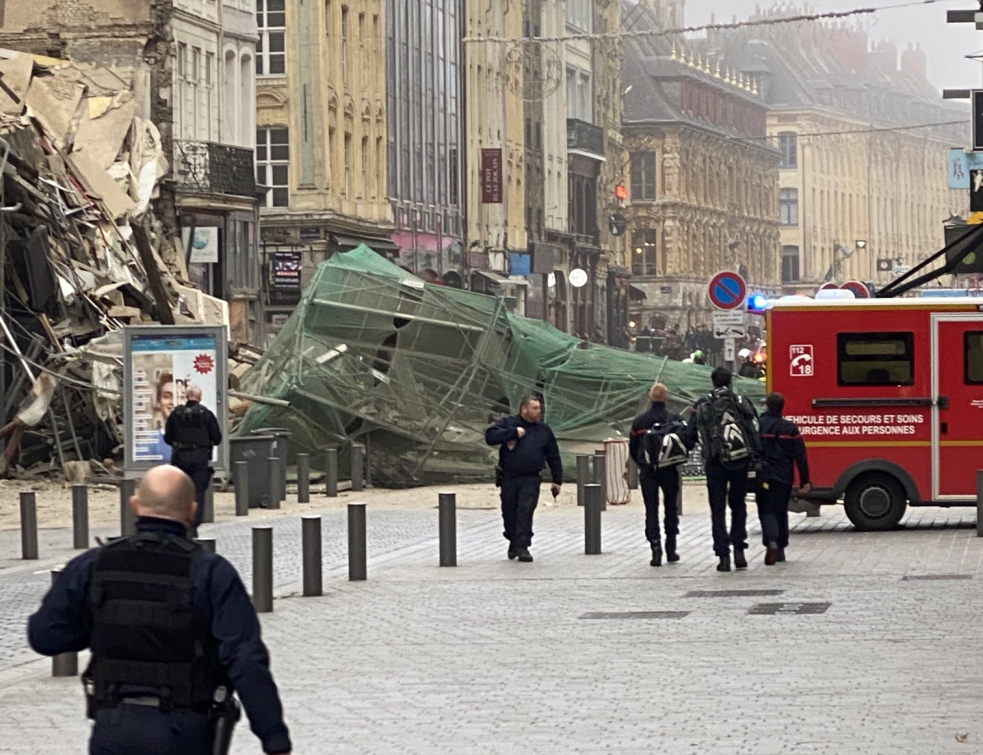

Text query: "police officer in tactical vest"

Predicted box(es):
[164, 384, 222, 533]
[27, 465, 291, 755]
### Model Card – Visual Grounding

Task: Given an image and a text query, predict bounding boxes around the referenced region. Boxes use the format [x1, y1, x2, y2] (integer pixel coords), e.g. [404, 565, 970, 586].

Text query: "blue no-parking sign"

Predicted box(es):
[708, 271, 747, 310]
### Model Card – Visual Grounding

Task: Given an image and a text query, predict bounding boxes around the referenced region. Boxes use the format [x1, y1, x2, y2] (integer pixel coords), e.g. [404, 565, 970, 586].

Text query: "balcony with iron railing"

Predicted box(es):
[174, 140, 257, 199]
[566, 119, 604, 159]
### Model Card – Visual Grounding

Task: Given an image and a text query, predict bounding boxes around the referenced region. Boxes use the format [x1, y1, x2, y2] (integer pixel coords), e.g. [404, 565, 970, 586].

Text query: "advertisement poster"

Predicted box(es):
[269, 251, 303, 305]
[181, 226, 220, 264]
[124, 326, 228, 472]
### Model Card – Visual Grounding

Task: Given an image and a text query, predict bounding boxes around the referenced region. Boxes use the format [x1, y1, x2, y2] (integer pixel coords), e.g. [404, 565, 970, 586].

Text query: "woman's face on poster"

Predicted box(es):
[158, 381, 176, 417]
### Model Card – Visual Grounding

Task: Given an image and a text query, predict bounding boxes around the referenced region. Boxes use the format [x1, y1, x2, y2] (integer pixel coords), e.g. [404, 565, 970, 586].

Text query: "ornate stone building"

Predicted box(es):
[621, 1, 780, 333]
[256, 0, 393, 337]
[713, 6, 965, 290]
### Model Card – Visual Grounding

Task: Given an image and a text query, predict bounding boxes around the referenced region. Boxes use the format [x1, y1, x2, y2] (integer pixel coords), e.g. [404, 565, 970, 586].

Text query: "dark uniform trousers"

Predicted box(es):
[500, 474, 541, 548]
[755, 481, 793, 549]
[706, 458, 749, 557]
[640, 469, 680, 543]
[91, 705, 210, 755]
[171, 453, 213, 529]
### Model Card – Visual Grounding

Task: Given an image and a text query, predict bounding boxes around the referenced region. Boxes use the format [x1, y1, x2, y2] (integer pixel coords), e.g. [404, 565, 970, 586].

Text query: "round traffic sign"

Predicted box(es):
[841, 280, 870, 299]
[818, 282, 840, 292]
[708, 271, 747, 310]
[569, 268, 588, 288]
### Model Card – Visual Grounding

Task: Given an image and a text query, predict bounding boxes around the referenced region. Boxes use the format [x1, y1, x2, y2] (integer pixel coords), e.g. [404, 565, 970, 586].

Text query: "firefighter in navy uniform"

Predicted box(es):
[629, 382, 688, 567]
[756, 392, 811, 565]
[164, 384, 222, 533]
[27, 465, 291, 755]
[485, 394, 563, 563]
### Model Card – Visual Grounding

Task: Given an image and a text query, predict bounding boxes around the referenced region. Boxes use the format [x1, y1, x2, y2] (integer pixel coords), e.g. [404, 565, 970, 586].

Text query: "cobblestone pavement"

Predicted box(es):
[1, 487, 982, 755]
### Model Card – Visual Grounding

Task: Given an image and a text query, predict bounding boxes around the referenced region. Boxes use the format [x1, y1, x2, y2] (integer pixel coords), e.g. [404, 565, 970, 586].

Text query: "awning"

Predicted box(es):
[331, 233, 400, 255]
[628, 284, 648, 301]
[473, 270, 528, 287]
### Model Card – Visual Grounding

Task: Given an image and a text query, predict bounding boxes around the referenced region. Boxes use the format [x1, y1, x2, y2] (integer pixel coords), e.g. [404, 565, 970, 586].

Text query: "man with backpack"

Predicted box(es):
[629, 383, 690, 566]
[685, 367, 760, 572]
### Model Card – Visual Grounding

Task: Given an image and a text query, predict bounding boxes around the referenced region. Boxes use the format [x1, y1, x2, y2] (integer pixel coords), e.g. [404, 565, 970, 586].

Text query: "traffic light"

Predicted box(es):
[615, 184, 628, 205]
[609, 212, 627, 237]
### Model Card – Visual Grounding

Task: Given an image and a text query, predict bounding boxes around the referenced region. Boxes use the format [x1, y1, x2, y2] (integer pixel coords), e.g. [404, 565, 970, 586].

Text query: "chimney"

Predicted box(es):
[869, 39, 898, 75]
[901, 44, 927, 82]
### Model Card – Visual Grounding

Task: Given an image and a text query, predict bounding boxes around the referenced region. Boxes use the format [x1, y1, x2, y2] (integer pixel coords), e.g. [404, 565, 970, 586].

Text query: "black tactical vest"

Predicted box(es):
[170, 403, 212, 451]
[86, 531, 219, 709]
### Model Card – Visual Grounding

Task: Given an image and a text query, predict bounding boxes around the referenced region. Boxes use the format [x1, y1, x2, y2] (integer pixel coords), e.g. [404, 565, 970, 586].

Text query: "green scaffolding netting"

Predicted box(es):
[238, 246, 765, 486]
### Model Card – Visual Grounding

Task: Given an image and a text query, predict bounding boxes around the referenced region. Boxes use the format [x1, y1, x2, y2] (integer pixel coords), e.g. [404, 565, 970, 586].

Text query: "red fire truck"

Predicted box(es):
[766, 297, 983, 530]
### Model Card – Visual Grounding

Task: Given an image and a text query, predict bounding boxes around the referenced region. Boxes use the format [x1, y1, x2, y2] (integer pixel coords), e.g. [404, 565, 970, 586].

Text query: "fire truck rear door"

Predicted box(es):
[932, 314, 983, 499]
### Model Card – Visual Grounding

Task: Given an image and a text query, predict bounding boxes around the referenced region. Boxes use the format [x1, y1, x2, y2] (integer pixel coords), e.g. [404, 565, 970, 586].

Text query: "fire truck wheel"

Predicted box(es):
[844, 473, 907, 531]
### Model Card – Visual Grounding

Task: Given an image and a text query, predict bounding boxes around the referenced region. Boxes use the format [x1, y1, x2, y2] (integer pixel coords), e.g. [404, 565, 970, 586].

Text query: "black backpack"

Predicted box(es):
[640, 419, 689, 471]
[698, 389, 760, 469]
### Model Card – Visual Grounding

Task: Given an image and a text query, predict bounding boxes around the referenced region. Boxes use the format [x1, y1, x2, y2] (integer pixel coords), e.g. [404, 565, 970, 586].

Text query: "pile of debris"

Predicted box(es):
[0, 48, 234, 479]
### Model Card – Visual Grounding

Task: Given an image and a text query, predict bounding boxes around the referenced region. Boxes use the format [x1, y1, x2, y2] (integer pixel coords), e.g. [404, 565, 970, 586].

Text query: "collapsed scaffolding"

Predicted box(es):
[238, 246, 766, 486]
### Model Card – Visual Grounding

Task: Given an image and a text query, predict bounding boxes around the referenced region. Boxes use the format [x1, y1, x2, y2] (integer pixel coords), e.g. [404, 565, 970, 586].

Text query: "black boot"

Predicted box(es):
[765, 541, 779, 566]
[734, 548, 748, 570]
[650, 541, 662, 567]
[717, 554, 731, 572]
[777, 548, 786, 563]
[517, 546, 534, 563]
[665, 535, 680, 563]
[508, 543, 518, 560]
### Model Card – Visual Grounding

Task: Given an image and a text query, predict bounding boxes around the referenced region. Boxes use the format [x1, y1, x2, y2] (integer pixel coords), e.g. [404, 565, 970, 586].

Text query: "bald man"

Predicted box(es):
[164, 384, 222, 532]
[28, 465, 291, 755]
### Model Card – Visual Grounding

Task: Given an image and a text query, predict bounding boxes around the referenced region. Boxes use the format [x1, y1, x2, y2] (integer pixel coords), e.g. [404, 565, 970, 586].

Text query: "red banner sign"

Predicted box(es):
[480, 148, 503, 204]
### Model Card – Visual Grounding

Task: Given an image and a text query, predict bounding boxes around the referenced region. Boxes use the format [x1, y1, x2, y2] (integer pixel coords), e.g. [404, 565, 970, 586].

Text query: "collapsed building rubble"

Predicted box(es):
[0, 48, 237, 478]
[238, 246, 766, 487]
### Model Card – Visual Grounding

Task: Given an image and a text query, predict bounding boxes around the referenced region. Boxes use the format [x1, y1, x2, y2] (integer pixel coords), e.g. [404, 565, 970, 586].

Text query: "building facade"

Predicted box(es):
[714, 7, 965, 291]
[385, 0, 465, 286]
[3, 0, 265, 344]
[256, 0, 392, 338]
[621, 1, 780, 336]
[515, 0, 625, 342]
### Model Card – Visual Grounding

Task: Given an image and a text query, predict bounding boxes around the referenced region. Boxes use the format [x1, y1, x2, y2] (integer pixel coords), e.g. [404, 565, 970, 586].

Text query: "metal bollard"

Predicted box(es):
[196, 538, 216, 553]
[50, 570, 78, 677]
[439, 492, 457, 567]
[20, 492, 38, 560]
[977, 471, 983, 538]
[120, 478, 136, 537]
[592, 453, 607, 511]
[297, 453, 311, 503]
[252, 527, 273, 613]
[72, 485, 89, 550]
[267, 457, 281, 510]
[234, 461, 249, 516]
[351, 444, 365, 493]
[576, 455, 590, 507]
[302, 516, 323, 596]
[627, 458, 640, 490]
[584, 483, 602, 555]
[325, 449, 339, 498]
[348, 503, 367, 581]
[203, 485, 215, 524]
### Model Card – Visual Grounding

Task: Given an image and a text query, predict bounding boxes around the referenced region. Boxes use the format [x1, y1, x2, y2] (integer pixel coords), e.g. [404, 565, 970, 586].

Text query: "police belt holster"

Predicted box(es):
[209, 686, 242, 755]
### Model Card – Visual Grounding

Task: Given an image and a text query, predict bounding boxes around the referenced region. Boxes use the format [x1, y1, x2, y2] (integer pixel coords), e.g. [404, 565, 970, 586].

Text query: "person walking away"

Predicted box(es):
[485, 395, 563, 563]
[165, 384, 222, 535]
[629, 383, 690, 566]
[756, 393, 811, 565]
[27, 465, 291, 755]
[686, 367, 760, 572]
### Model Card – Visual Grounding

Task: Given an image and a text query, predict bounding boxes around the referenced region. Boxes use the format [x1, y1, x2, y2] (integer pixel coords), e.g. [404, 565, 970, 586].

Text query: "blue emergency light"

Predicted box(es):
[747, 293, 769, 313]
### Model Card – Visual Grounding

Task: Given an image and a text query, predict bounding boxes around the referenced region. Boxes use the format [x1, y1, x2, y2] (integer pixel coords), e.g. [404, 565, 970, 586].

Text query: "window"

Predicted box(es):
[344, 132, 352, 195]
[631, 229, 658, 276]
[361, 136, 368, 196]
[630, 152, 656, 201]
[781, 245, 800, 283]
[966, 332, 983, 384]
[325, 0, 331, 75]
[358, 13, 365, 89]
[779, 188, 799, 226]
[256, 0, 286, 75]
[565, 66, 593, 122]
[566, 0, 592, 32]
[837, 332, 914, 386]
[341, 6, 349, 87]
[256, 127, 289, 207]
[778, 131, 797, 169]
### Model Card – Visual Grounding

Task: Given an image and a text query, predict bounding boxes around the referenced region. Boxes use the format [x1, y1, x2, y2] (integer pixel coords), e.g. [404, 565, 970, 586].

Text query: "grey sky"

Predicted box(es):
[683, 0, 983, 91]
